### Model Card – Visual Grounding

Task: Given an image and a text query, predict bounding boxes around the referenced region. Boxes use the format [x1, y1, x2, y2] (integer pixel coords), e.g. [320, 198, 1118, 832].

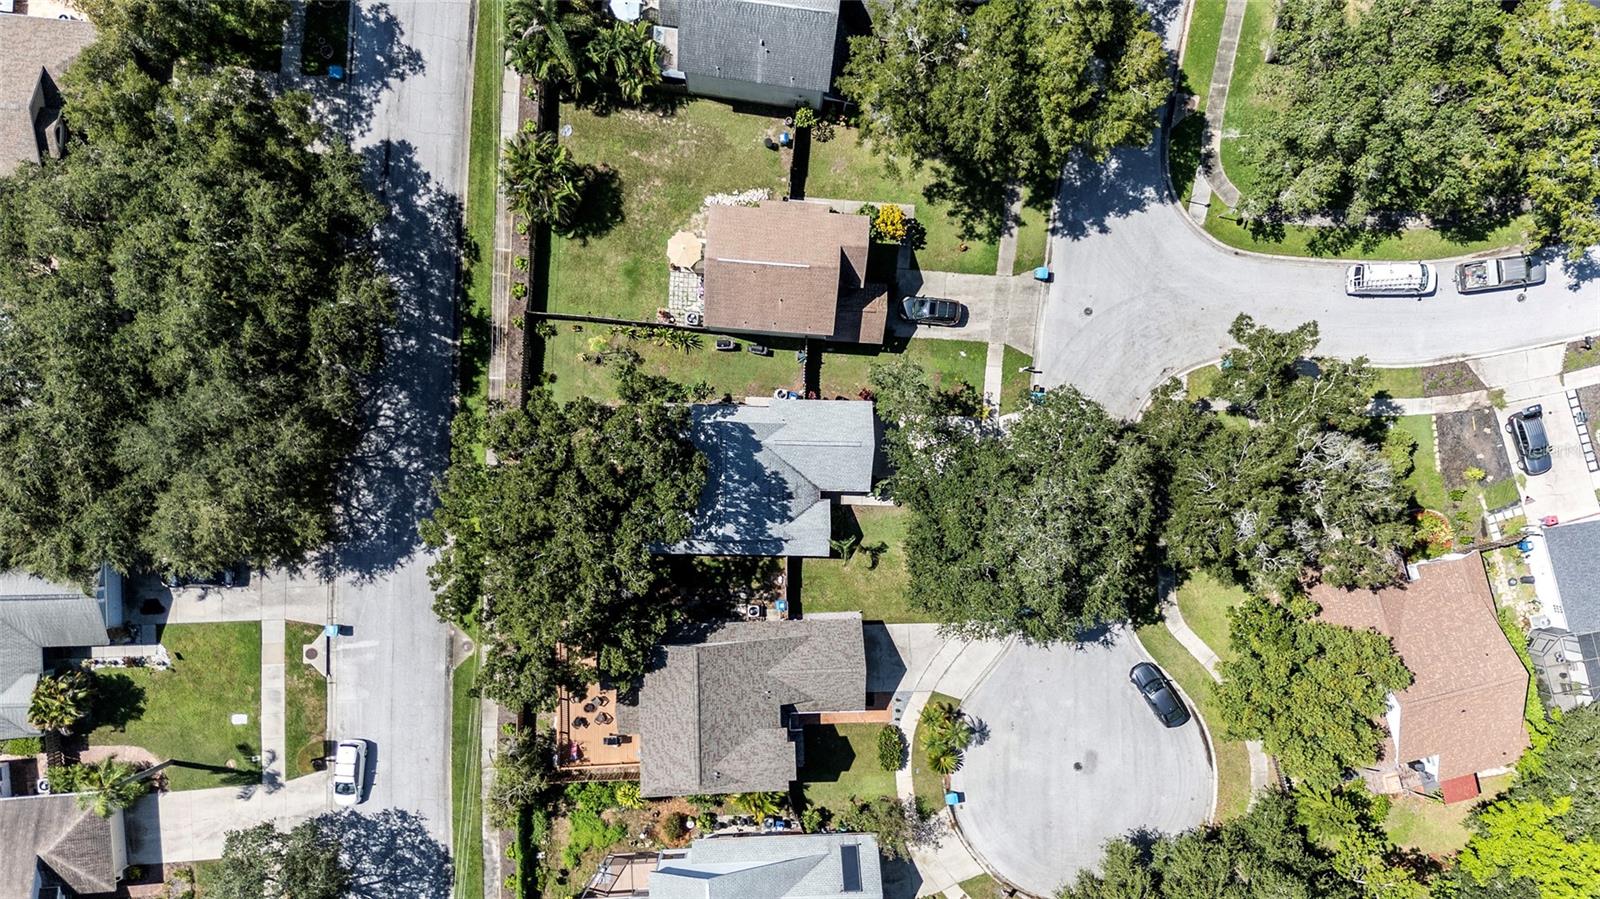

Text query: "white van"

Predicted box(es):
[1345, 262, 1437, 296]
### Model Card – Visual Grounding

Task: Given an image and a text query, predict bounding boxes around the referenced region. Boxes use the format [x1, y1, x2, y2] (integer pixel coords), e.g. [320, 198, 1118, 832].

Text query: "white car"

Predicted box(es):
[331, 739, 367, 806]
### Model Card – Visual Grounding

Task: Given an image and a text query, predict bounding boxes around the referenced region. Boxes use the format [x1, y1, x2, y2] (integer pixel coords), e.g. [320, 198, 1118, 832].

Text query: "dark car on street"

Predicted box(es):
[1507, 405, 1553, 476]
[900, 296, 963, 326]
[1130, 662, 1191, 728]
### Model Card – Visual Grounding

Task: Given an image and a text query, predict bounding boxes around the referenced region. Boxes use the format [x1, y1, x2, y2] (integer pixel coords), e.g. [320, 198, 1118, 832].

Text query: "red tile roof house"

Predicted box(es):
[701, 201, 889, 345]
[1312, 553, 1530, 803]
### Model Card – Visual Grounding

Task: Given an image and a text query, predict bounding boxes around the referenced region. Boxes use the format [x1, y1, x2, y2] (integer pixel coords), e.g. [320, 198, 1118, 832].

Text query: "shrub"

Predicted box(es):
[872, 204, 908, 244]
[696, 810, 718, 833]
[614, 782, 645, 810]
[794, 105, 819, 129]
[1, 737, 42, 756]
[511, 282, 527, 299]
[1449, 487, 1468, 503]
[660, 811, 687, 843]
[801, 806, 826, 833]
[1464, 466, 1487, 483]
[514, 255, 529, 271]
[876, 725, 906, 772]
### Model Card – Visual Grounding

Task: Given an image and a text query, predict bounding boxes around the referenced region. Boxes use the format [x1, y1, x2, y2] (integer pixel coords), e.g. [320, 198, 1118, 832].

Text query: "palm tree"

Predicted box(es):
[28, 668, 95, 736]
[733, 791, 786, 818]
[59, 758, 148, 818]
[501, 130, 584, 227]
[927, 749, 962, 777]
[584, 20, 660, 106]
[504, 0, 601, 84]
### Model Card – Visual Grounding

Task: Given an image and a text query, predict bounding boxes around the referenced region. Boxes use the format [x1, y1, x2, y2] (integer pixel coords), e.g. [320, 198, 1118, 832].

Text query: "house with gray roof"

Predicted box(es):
[583, 832, 883, 898]
[654, 0, 844, 109]
[0, 14, 95, 176]
[1540, 519, 1600, 706]
[615, 613, 866, 797]
[662, 400, 875, 559]
[0, 566, 122, 740]
[0, 793, 127, 899]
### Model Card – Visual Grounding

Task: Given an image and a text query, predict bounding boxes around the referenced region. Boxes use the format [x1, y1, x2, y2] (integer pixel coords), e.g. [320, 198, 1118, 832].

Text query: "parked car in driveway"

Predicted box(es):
[1507, 405, 1553, 476]
[901, 296, 963, 326]
[332, 739, 368, 806]
[1454, 254, 1546, 293]
[1345, 262, 1437, 296]
[1129, 662, 1190, 728]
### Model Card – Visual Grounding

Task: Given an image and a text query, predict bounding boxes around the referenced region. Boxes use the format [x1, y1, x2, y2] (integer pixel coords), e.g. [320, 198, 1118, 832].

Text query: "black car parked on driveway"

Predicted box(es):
[1130, 662, 1191, 728]
[900, 296, 963, 326]
[1506, 405, 1553, 476]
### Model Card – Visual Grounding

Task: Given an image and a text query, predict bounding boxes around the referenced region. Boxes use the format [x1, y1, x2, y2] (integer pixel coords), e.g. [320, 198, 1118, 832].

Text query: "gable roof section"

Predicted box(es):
[0, 572, 110, 740]
[1311, 553, 1530, 783]
[675, 0, 840, 94]
[665, 400, 875, 558]
[702, 202, 871, 340]
[0, 795, 119, 899]
[0, 14, 95, 175]
[1546, 519, 1600, 635]
[651, 833, 884, 899]
[634, 614, 866, 797]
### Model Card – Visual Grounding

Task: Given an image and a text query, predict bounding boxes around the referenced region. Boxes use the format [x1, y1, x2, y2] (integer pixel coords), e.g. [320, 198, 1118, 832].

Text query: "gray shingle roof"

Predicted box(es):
[632, 614, 865, 797]
[0, 15, 95, 175]
[664, 400, 875, 558]
[676, 0, 840, 93]
[0, 795, 120, 899]
[651, 833, 884, 899]
[1547, 520, 1600, 635]
[0, 572, 109, 740]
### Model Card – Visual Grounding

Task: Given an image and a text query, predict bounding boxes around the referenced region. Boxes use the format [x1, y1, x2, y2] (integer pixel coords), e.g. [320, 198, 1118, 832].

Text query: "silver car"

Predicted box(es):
[332, 739, 368, 806]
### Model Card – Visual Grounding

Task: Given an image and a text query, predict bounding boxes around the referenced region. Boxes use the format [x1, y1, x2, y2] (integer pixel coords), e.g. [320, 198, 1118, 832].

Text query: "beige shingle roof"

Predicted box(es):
[0, 14, 95, 174]
[702, 202, 877, 341]
[1313, 553, 1530, 783]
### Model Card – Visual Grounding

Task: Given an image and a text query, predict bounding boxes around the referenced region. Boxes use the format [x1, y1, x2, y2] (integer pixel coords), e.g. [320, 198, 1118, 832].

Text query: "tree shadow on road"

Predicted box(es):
[313, 2, 426, 141]
[317, 808, 454, 899]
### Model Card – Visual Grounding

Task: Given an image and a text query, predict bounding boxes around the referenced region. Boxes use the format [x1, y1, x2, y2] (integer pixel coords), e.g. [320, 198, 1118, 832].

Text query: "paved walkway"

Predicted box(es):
[1199, 0, 1246, 207]
[1162, 606, 1273, 801]
[487, 65, 520, 405]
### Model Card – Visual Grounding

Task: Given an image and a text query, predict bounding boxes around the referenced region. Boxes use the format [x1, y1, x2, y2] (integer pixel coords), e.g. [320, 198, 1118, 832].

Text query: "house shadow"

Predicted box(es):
[862, 624, 909, 694]
[315, 808, 453, 899]
[327, 138, 461, 581]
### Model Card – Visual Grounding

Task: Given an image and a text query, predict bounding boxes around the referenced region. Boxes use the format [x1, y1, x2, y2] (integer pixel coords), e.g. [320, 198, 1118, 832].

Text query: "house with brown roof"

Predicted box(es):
[1312, 553, 1530, 803]
[702, 201, 888, 345]
[0, 14, 95, 176]
[0, 793, 128, 899]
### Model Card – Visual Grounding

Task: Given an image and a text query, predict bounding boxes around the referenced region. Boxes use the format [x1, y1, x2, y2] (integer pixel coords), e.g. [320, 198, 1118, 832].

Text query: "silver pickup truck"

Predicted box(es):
[1454, 254, 1546, 293]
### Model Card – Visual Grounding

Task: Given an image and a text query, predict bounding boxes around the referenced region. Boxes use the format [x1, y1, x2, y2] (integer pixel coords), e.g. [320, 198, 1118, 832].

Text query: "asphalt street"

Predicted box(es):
[950, 635, 1213, 895]
[310, 0, 471, 851]
[1039, 1, 1600, 420]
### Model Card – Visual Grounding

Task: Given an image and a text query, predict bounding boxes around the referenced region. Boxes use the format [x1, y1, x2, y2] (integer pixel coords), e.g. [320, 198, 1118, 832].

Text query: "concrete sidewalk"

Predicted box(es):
[1163, 606, 1273, 800]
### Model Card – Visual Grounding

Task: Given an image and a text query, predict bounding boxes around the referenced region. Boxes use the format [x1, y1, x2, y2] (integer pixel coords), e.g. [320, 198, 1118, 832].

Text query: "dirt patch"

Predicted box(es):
[1436, 407, 1513, 490]
[1579, 385, 1600, 440]
[1421, 362, 1486, 397]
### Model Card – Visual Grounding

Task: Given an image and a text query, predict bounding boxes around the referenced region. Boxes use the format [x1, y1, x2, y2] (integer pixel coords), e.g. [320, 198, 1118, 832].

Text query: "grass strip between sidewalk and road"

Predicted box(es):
[283, 622, 328, 779]
[1135, 624, 1251, 822]
[461, 0, 504, 428]
[451, 651, 485, 899]
[910, 691, 961, 813]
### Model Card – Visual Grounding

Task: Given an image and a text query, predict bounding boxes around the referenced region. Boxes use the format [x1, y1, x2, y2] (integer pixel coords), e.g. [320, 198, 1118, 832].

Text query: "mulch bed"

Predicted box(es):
[1420, 362, 1486, 397]
[1435, 407, 1514, 490]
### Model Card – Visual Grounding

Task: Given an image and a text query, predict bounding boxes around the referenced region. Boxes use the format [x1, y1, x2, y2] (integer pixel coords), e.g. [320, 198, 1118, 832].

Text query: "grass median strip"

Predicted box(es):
[451, 651, 485, 899]
[284, 622, 328, 779]
[1135, 624, 1251, 822]
[461, 0, 503, 425]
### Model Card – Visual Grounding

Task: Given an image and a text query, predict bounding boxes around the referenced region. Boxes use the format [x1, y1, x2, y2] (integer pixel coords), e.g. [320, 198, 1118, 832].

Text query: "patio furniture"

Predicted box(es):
[583, 702, 597, 714]
[595, 695, 609, 707]
[596, 712, 614, 725]
[668, 231, 703, 270]
[574, 717, 590, 729]
[603, 734, 624, 747]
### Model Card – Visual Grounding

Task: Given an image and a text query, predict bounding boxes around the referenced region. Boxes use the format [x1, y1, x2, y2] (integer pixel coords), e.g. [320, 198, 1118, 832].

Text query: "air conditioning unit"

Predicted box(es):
[1531, 615, 1553, 629]
[686, 311, 703, 327]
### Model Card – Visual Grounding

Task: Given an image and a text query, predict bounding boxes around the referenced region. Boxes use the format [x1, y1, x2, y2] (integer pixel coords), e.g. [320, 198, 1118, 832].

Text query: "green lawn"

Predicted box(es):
[999, 346, 1035, 415]
[547, 101, 788, 321]
[1385, 774, 1511, 857]
[1371, 367, 1426, 399]
[1174, 573, 1248, 667]
[802, 506, 923, 623]
[283, 622, 327, 779]
[955, 873, 1005, 899]
[1136, 625, 1252, 822]
[544, 328, 988, 404]
[1186, 364, 1222, 401]
[452, 652, 485, 899]
[797, 724, 899, 814]
[1566, 342, 1600, 374]
[1395, 415, 1448, 512]
[1204, 211, 1531, 261]
[805, 126, 1048, 276]
[88, 623, 261, 791]
[1180, 0, 1226, 109]
[1217, 0, 1276, 199]
[460, 0, 503, 425]
[911, 692, 960, 813]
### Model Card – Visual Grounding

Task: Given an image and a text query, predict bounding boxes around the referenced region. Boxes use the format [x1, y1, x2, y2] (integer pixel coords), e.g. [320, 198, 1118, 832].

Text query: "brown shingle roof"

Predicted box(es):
[1312, 553, 1530, 784]
[0, 15, 95, 175]
[702, 202, 876, 341]
[0, 794, 120, 899]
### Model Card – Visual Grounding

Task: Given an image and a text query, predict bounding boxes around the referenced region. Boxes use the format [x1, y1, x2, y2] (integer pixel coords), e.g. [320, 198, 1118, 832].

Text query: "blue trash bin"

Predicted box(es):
[328, 65, 345, 81]
[1033, 266, 1051, 282]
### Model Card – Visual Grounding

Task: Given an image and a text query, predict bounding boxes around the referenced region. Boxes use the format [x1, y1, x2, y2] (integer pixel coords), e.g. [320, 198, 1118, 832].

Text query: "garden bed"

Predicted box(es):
[1436, 408, 1515, 496]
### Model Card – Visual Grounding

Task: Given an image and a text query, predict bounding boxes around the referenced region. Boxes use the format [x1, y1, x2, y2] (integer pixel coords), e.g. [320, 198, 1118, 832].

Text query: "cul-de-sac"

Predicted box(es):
[1, 1, 1598, 898]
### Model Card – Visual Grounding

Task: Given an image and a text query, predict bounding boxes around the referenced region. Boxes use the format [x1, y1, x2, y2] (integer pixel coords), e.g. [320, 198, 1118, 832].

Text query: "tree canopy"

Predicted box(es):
[504, 0, 660, 111]
[840, 0, 1169, 241]
[1216, 595, 1412, 788]
[874, 359, 1161, 640]
[421, 396, 705, 709]
[210, 820, 348, 899]
[1144, 316, 1411, 595]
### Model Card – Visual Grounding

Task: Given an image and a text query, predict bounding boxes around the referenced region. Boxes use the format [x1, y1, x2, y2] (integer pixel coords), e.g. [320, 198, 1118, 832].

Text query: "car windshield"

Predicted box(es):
[334, 782, 356, 795]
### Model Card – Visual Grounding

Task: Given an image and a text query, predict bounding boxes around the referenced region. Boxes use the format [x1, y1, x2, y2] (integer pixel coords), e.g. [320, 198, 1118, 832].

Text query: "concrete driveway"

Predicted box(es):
[1501, 394, 1600, 525]
[1039, 3, 1600, 420]
[950, 635, 1213, 896]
